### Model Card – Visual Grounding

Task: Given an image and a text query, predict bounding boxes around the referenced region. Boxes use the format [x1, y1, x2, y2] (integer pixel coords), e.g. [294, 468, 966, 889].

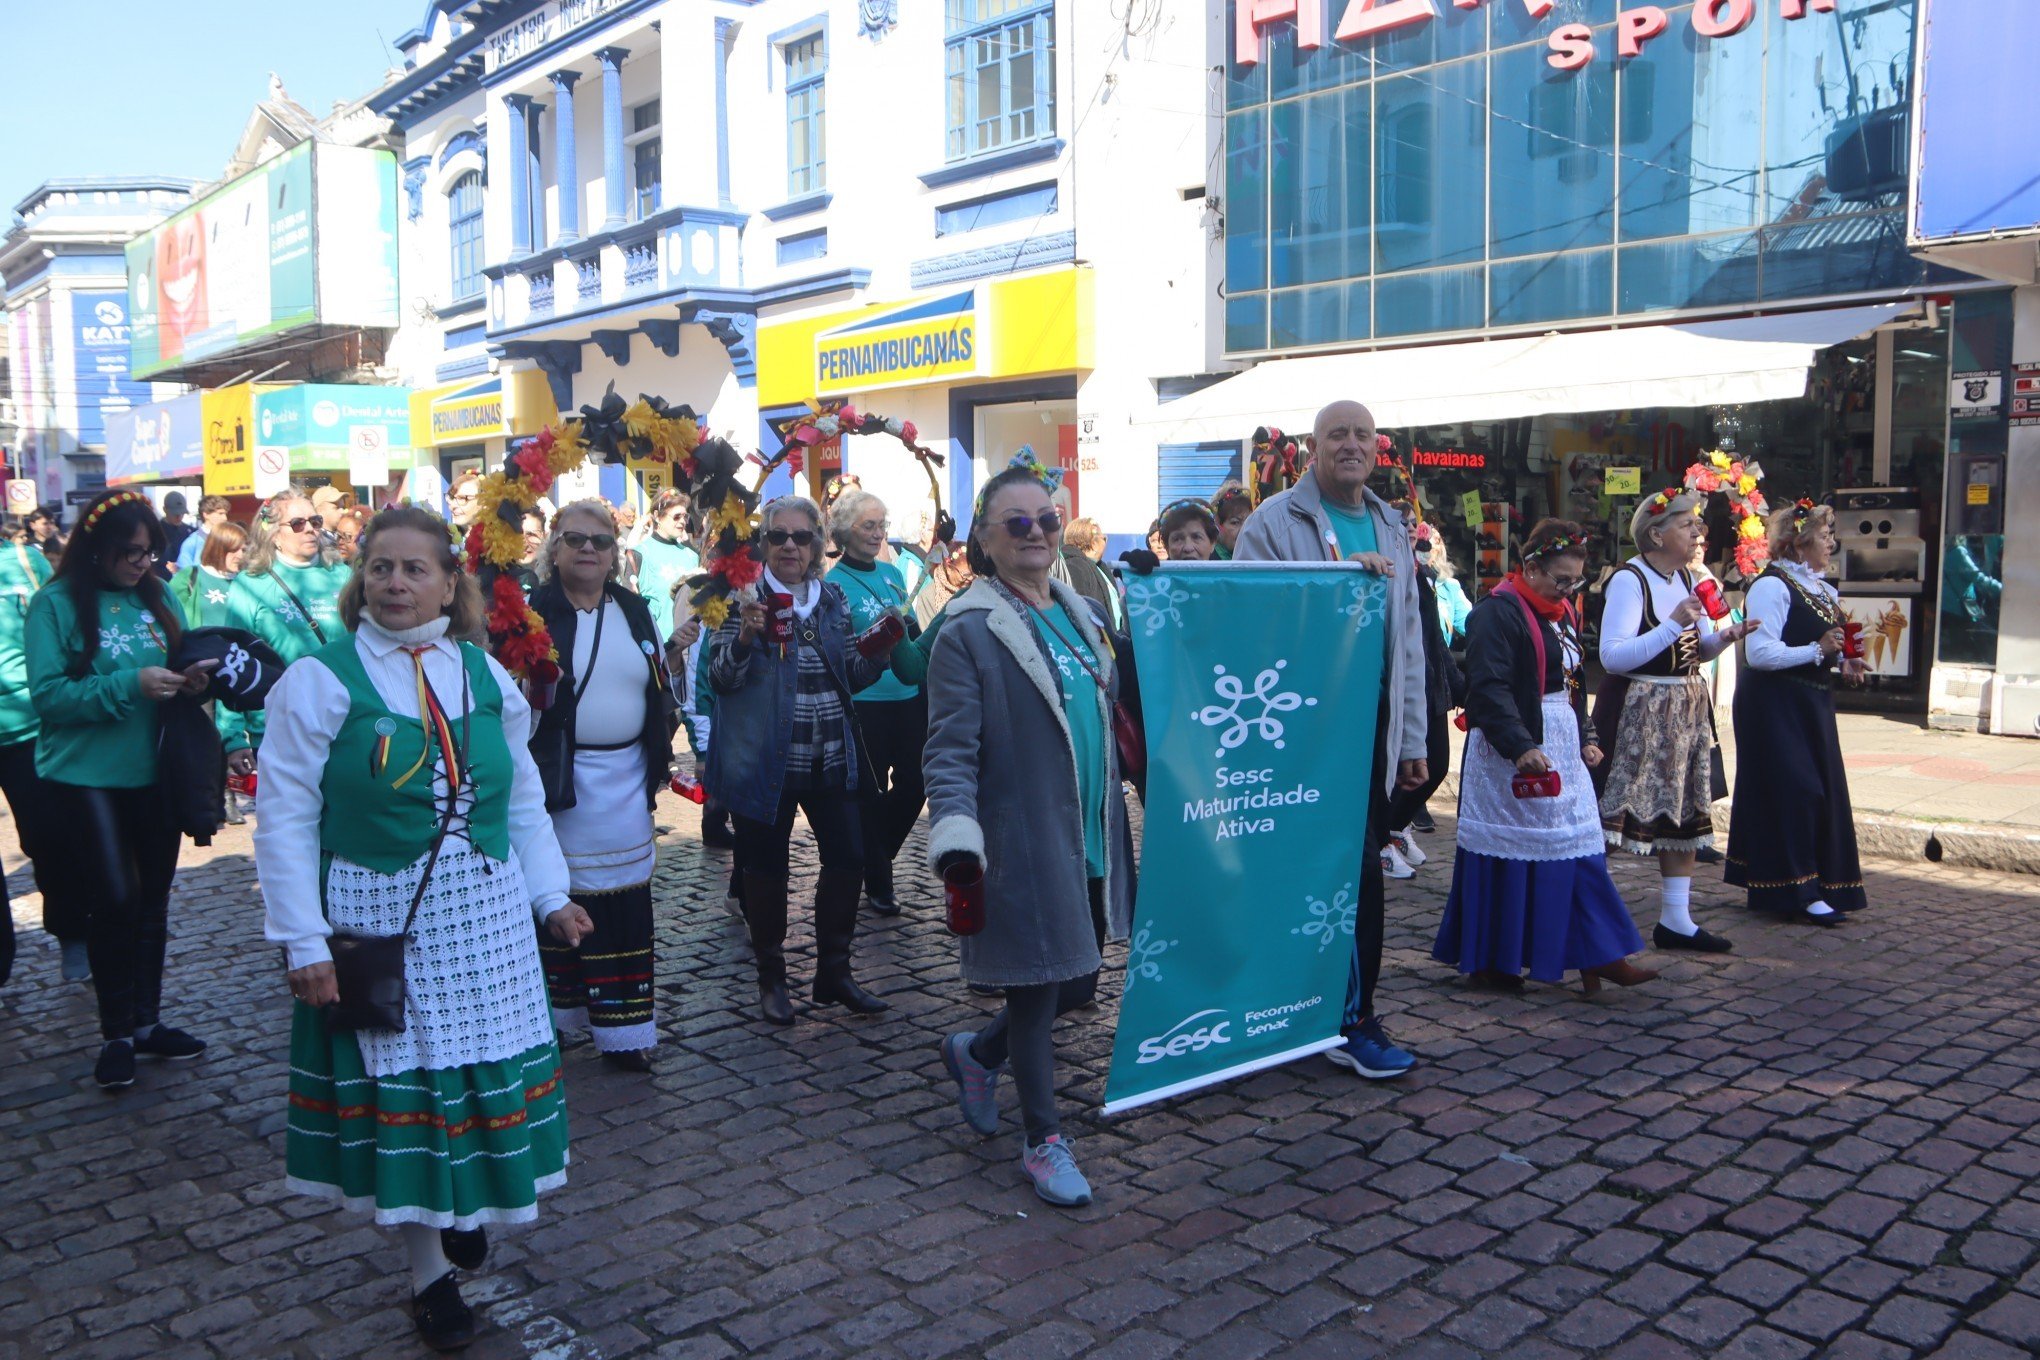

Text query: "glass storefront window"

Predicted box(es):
[1490, 42, 1615, 258]
[1272, 281, 1369, 349]
[1375, 59, 1485, 274]
[1491, 250, 1612, 326]
[1272, 85, 1370, 287]
[1221, 0, 1927, 352]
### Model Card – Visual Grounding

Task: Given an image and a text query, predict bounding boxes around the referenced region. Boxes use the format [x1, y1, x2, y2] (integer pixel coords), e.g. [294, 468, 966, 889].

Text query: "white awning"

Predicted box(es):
[1140, 303, 1907, 444]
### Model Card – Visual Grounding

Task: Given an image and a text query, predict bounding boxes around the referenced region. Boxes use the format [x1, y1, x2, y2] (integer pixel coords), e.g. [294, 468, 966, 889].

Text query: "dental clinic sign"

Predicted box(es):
[1235, 0, 1837, 71]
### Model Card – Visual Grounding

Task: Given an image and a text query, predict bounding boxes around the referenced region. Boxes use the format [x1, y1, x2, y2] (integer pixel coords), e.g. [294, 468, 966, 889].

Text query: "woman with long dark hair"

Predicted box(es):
[24, 490, 217, 1088]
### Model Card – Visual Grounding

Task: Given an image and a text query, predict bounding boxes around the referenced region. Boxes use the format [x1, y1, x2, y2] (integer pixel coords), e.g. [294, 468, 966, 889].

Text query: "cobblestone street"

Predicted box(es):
[3, 793, 2038, 1360]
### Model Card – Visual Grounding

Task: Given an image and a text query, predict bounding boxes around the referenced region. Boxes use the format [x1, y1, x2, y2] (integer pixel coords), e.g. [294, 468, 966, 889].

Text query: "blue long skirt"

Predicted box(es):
[1433, 849, 1643, 984]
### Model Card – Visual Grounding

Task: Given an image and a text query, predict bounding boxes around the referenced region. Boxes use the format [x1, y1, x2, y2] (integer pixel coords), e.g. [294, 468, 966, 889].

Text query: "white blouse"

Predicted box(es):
[257, 616, 573, 971]
[1598, 558, 1735, 677]
[568, 599, 649, 747]
[1745, 559, 1834, 672]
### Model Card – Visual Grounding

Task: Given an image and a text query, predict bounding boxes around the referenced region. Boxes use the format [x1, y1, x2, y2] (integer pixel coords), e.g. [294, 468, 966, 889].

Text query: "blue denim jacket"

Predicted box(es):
[703, 582, 884, 822]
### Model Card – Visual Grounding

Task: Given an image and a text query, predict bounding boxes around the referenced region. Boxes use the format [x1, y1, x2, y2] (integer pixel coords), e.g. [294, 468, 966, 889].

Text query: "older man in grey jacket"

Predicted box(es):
[1235, 398, 1428, 1081]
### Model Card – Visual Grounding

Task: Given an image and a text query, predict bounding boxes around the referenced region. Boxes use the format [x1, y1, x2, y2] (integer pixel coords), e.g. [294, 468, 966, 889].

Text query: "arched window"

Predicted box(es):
[448, 172, 484, 301]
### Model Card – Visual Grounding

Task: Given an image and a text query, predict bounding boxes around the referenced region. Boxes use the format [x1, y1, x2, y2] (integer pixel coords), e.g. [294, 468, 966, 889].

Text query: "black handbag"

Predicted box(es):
[323, 667, 467, 1034]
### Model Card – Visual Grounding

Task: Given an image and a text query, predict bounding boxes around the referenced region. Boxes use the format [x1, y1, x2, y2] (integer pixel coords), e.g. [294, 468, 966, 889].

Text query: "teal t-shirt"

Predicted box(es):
[637, 535, 701, 644]
[0, 541, 54, 748]
[829, 559, 917, 703]
[222, 558, 349, 752]
[25, 580, 185, 788]
[1324, 500, 1379, 561]
[1029, 603, 1107, 878]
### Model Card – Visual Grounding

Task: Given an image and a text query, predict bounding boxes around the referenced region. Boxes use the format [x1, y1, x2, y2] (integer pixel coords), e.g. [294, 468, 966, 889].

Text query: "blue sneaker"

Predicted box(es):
[941, 1031, 1003, 1135]
[1022, 1134, 1093, 1207]
[1326, 1017, 1416, 1080]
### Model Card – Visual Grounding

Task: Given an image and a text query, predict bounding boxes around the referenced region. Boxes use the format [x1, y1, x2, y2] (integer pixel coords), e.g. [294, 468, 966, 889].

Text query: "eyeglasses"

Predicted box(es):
[560, 530, 618, 551]
[1540, 574, 1586, 597]
[450, 491, 479, 504]
[118, 545, 160, 567]
[764, 528, 818, 547]
[997, 511, 1064, 539]
[854, 519, 890, 535]
[284, 515, 325, 532]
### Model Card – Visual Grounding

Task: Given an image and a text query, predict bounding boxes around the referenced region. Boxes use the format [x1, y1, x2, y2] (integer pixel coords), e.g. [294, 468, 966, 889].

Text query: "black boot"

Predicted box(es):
[740, 870, 796, 1026]
[812, 868, 889, 1014]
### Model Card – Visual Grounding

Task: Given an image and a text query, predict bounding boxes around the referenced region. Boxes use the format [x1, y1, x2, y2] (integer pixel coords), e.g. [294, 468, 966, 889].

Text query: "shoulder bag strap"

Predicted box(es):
[1493, 582, 1547, 690]
[265, 570, 329, 645]
[570, 597, 608, 704]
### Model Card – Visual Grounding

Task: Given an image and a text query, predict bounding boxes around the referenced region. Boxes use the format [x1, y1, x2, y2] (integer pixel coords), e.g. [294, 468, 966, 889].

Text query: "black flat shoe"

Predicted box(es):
[1653, 923, 1733, 954]
[94, 1041, 135, 1091]
[864, 890, 901, 917]
[1803, 908, 1844, 927]
[1695, 845, 1725, 865]
[440, 1227, 487, 1270]
[600, 1048, 655, 1073]
[759, 982, 796, 1027]
[413, 1271, 475, 1352]
[1468, 969, 1525, 992]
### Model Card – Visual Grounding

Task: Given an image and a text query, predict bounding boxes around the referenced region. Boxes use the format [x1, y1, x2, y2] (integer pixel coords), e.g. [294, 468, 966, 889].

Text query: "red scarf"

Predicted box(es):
[1501, 570, 1567, 622]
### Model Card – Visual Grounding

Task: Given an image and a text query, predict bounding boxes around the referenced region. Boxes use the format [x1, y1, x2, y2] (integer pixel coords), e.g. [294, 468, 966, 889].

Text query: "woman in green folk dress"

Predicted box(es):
[256, 505, 590, 1352]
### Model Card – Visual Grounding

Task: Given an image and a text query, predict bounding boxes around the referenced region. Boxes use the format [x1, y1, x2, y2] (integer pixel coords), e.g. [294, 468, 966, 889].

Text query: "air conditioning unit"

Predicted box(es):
[1825, 105, 1909, 203]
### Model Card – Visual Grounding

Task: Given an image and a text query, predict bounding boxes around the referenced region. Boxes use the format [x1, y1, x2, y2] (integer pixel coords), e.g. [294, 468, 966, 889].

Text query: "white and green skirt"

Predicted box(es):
[285, 842, 569, 1229]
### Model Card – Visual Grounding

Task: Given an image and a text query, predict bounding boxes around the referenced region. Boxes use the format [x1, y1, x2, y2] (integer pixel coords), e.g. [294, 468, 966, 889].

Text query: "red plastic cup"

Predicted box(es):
[943, 859, 986, 937]
[1694, 577, 1730, 621]
[669, 773, 708, 805]
[228, 770, 258, 798]
[855, 612, 906, 658]
[766, 591, 795, 644]
[1842, 620, 1865, 659]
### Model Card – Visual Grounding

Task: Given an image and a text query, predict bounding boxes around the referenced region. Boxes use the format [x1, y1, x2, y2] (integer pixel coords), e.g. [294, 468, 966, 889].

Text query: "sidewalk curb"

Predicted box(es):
[1853, 812, 2040, 877]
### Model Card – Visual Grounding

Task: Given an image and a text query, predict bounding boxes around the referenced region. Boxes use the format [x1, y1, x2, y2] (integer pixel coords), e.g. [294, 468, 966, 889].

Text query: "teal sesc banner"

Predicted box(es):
[1103, 562, 1386, 1115]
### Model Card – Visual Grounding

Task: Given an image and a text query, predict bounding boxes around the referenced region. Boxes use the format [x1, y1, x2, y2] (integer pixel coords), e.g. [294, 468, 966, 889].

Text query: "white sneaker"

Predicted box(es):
[1390, 829, 1427, 868]
[1380, 844, 1416, 880]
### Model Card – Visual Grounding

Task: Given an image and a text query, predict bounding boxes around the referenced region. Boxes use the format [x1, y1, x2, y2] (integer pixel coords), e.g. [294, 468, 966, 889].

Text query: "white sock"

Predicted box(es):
[1659, 877, 1696, 936]
[399, 1222, 454, 1295]
[1805, 900, 1836, 918]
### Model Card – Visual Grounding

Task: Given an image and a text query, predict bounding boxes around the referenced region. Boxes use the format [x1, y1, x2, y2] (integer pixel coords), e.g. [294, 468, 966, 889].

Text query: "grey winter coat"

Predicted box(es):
[1233, 467, 1429, 795]
[923, 578, 1134, 988]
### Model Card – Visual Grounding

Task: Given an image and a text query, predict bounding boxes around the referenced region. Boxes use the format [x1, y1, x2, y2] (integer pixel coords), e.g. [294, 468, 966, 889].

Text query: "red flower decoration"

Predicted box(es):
[716, 551, 763, 589]
[512, 442, 555, 496]
[839, 405, 863, 430]
[463, 523, 486, 572]
[785, 448, 805, 476]
[491, 575, 527, 611]
[1376, 433, 1393, 452]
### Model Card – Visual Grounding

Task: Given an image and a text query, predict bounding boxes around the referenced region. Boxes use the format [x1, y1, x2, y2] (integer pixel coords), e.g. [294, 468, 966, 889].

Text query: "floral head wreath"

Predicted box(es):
[1682, 450, 1771, 576]
[1791, 497, 1818, 532]
[81, 490, 148, 533]
[974, 447, 1064, 518]
[1524, 530, 1592, 563]
[1642, 486, 1692, 518]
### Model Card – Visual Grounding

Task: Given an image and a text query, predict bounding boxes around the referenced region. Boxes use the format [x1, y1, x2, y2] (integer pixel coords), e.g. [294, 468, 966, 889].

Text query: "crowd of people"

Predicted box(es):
[0, 399, 1873, 1351]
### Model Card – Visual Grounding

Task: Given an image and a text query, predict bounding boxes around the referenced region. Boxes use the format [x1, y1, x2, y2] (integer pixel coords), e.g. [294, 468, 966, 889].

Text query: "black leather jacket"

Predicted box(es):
[1461, 590, 1594, 764]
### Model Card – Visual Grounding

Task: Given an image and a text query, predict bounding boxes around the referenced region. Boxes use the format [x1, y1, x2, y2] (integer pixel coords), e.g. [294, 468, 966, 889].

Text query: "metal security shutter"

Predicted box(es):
[1156, 442, 1243, 508]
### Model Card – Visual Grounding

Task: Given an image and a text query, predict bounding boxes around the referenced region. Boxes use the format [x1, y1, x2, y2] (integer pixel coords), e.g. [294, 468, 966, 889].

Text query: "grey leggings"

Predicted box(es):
[968, 879, 1108, 1145]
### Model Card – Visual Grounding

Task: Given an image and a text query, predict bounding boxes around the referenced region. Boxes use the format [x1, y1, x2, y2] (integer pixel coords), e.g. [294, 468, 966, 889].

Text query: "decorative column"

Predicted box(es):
[503, 94, 536, 258]
[597, 47, 630, 229]
[549, 69, 582, 244]
[715, 18, 736, 209]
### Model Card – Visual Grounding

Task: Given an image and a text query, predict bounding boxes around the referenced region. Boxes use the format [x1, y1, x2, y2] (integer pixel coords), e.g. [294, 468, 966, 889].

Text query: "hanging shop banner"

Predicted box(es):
[201, 385, 261, 496]
[125, 143, 399, 379]
[105, 393, 204, 486]
[1103, 562, 1386, 1115]
[254, 384, 415, 475]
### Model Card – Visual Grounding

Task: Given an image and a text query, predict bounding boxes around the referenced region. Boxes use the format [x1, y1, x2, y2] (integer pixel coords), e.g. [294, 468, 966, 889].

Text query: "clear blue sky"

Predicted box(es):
[3, 0, 425, 215]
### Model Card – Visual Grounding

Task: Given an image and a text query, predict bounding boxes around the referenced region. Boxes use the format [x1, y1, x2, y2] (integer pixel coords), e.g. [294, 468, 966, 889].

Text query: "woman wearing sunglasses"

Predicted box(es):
[1434, 519, 1655, 996]
[524, 501, 677, 1072]
[924, 456, 1134, 1209]
[705, 495, 902, 1026]
[1594, 490, 1757, 954]
[23, 490, 217, 1088]
[221, 490, 349, 781]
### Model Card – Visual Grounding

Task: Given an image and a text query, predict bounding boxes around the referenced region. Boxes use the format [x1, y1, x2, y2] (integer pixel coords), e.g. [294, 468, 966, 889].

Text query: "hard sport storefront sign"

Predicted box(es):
[1235, 0, 1838, 72]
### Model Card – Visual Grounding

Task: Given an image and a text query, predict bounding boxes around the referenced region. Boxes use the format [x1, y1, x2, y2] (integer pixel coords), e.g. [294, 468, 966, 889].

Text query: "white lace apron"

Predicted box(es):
[325, 842, 555, 1077]
[1456, 693, 1606, 862]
